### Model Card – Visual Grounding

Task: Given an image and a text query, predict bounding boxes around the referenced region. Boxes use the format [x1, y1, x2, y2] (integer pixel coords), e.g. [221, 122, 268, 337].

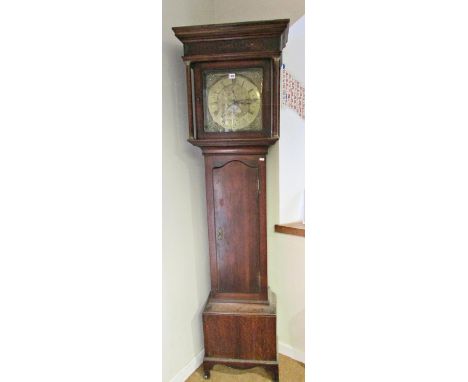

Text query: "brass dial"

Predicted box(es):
[207, 75, 261, 131]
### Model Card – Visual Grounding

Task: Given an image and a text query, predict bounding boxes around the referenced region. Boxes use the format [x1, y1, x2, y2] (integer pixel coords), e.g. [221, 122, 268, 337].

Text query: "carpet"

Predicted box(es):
[186, 354, 305, 382]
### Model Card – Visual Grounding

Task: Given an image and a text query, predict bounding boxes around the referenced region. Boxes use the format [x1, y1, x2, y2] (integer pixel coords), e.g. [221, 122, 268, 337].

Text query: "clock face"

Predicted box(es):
[203, 68, 263, 132]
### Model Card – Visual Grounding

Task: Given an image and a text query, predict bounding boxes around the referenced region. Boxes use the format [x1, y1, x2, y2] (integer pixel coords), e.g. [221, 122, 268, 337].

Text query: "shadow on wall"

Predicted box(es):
[191, 299, 207, 358]
[188, 166, 210, 357]
[289, 309, 305, 353]
[162, 38, 198, 162]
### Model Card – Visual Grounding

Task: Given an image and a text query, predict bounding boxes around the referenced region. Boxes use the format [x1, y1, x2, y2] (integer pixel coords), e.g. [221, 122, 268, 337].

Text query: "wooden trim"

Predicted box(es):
[203, 357, 278, 380]
[201, 145, 269, 155]
[204, 156, 219, 293]
[182, 51, 282, 63]
[272, 56, 281, 138]
[258, 157, 268, 296]
[189, 137, 278, 148]
[204, 357, 278, 365]
[172, 19, 289, 43]
[210, 292, 269, 304]
[274, 222, 305, 237]
[184, 62, 195, 139]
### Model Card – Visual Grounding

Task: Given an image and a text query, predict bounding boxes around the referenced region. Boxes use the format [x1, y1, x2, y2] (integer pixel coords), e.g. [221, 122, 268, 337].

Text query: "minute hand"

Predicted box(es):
[233, 99, 256, 105]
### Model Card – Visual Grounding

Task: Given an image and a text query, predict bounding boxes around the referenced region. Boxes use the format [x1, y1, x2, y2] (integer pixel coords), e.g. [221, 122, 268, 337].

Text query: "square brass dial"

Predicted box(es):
[203, 67, 263, 133]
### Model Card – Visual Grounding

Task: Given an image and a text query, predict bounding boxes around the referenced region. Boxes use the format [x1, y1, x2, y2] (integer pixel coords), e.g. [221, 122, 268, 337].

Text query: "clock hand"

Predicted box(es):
[233, 99, 256, 105]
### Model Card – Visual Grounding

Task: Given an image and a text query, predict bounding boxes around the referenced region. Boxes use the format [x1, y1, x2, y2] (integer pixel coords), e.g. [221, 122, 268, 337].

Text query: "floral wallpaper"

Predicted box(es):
[281, 68, 305, 119]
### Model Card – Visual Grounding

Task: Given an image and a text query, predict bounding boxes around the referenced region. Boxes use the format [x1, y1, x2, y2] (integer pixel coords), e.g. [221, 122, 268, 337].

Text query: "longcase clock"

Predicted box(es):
[173, 19, 289, 381]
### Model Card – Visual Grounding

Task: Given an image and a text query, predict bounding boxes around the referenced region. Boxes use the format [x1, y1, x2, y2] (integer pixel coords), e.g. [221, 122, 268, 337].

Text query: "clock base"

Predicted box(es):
[203, 357, 279, 381]
[202, 291, 278, 380]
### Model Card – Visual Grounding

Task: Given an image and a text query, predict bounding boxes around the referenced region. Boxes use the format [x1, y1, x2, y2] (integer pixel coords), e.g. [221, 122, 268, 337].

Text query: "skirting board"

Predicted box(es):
[169, 343, 304, 382]
[169, 349, 204, 382]
[278, 342, 305, 364]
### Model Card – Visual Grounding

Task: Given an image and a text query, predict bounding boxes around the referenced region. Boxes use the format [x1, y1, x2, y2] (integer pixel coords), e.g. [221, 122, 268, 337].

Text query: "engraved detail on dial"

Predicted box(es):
[207, 74, 261, 131]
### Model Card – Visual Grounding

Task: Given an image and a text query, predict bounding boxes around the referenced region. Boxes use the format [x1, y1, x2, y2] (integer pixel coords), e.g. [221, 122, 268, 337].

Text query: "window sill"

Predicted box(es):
[274, 222, 305, 237]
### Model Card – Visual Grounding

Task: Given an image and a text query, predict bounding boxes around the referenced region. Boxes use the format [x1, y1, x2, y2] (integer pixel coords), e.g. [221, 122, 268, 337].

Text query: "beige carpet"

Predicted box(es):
[186, 354, 304, 382]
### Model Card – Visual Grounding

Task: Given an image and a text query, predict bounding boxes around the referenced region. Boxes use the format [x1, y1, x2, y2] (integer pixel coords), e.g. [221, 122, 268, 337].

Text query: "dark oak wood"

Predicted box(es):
[189, 138, 278, 149]
[203, 294, 276, 315]
[184, 61, 195, 139]
[173, 19, 289, 59]
[202, 292, 279, 380]
[205, 154, 268, 303]
[213, 160, 259, 294]
[200, 145, 270, 156]
[203, 315, 276, 359]
[272, 56, 281, 138]
[274, 222, 305, 237]
[174, 19, 289, 147]
[182, 51, 284, 63]
[173, 19, 289, 379]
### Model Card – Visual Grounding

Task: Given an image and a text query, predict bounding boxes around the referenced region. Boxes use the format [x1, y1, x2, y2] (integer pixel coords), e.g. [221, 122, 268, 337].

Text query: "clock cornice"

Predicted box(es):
[172, 19, 289, 44]
[173, 19, 289, 59]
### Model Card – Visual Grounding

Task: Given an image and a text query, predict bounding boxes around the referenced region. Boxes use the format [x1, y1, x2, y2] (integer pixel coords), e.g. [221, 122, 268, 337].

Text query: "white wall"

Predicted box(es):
[280, 15, 305, 223]
[162, 1, 213, 381]
[269, 233, 305, 358]
[210, 4, 306, 359]
[267, 144, 305, 360]
[268, 16, 305, 359]
[213, 0, 304, 25]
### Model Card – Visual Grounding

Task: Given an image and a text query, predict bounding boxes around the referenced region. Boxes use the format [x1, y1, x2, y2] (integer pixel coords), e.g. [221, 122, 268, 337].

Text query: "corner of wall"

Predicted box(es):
[168, 349, 205, 382]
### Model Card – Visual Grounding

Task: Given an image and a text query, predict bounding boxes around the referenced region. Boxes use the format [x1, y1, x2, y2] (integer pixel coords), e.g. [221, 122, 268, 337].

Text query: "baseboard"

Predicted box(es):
[278, 341, 305, 363]
[169, 348, 204, 382]
[169, 343, 302, 381]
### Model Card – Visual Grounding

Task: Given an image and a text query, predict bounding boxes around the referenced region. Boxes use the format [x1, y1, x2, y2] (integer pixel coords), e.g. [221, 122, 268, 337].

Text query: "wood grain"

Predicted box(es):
[184, 62, 195, 139]
[203, 300, 277, 361]
[205, 154, 268, 302]
[213, 160, 260, 294]
[202, 294, 279, 381]
[172, 19, 289, 52]
[274, 222, 305, 237]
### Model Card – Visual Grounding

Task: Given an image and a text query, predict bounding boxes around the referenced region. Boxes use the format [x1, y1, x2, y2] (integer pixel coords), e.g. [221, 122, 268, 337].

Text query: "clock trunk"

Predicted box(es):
[205, 154, 268, 303]
[213, 161, 260, 294]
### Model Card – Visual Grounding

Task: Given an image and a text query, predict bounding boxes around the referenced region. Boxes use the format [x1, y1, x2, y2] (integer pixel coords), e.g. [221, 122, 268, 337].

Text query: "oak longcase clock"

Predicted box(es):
[173, 19, 289, 381]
